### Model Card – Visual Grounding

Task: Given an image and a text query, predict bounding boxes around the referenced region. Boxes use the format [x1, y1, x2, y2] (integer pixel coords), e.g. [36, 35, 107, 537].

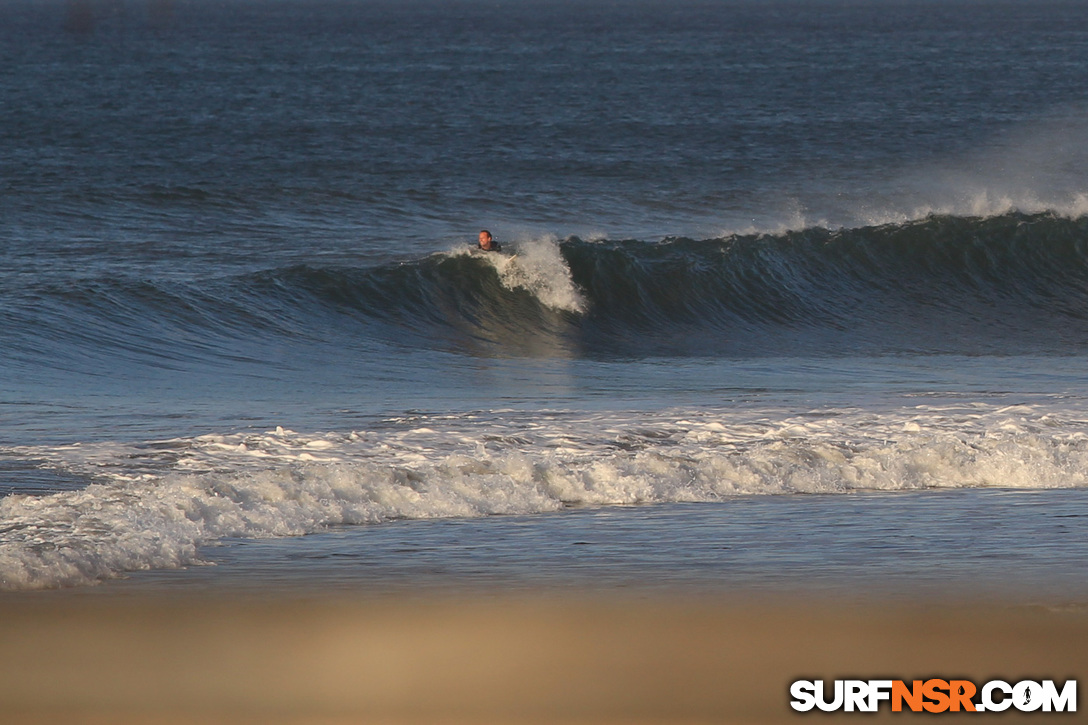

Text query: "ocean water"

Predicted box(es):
[3, 0, 1088, 598]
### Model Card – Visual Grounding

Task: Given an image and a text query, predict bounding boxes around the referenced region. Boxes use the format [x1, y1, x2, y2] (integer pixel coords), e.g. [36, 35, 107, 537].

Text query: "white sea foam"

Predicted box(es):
[451, 236, 586, 313]
[3, 402, 1088, 589]
[493, 236, 587, 314]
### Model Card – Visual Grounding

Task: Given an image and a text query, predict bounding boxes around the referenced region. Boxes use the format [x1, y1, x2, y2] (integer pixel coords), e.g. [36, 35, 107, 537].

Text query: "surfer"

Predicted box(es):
[477, 229, 502, 252]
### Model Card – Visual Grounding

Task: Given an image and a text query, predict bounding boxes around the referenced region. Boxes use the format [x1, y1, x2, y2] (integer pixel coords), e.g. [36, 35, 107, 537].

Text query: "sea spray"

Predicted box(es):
[488, 236, 587, 314]
[6, 212, 1088, 371]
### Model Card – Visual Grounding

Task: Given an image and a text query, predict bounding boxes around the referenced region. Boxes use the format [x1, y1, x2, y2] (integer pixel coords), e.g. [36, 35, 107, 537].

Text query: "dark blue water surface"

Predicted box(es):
[3, 0, 1088, 593]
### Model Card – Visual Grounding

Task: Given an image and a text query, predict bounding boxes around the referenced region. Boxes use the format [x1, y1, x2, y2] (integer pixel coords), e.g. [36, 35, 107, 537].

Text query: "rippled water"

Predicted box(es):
[3, 0, 1088, 595]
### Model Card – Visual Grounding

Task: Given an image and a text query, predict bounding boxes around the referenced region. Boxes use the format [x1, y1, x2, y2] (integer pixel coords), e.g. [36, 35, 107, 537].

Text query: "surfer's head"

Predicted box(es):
[478, 230, 495, 250]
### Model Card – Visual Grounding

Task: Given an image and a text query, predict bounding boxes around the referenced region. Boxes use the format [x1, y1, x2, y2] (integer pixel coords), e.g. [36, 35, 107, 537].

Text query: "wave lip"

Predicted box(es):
[562, 211, 1088, 355]
[5, 211, 1088, 369]
[3, 402, 1087, 589]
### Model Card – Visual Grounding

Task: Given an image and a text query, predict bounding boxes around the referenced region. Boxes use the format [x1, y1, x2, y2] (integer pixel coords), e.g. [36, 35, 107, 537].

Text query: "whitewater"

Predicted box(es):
[3, 398, 1088, 589]
[3, 0, 1088, 597]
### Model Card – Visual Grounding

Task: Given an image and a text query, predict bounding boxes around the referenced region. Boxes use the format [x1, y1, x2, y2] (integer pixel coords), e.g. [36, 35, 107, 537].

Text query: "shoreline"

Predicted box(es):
[2, 592, 1084, 723]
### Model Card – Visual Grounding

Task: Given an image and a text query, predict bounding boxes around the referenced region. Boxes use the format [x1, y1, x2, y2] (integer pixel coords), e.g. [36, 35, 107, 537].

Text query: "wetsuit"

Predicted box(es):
[477, 241, 502, 252]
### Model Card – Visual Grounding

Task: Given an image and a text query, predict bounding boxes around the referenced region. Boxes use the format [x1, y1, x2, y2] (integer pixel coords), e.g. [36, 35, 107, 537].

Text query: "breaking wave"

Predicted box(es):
[4, 211, 1088, 368]
[3, 402, 1088, 589]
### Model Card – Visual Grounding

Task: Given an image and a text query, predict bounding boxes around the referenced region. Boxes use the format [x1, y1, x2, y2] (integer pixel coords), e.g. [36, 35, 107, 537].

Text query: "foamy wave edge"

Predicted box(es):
[716, 193, 1088, 239]
[447, 236, 586, 313]
[3, 404, 1088, 589]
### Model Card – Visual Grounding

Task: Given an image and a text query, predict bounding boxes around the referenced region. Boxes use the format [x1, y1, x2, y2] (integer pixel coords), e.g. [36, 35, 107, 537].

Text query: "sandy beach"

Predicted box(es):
[4, 2, 1088, 722]
[1, 593, 1083, 723]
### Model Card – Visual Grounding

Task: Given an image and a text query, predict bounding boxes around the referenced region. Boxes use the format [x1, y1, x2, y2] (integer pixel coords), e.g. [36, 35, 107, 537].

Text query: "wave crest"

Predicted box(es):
[6, 212, 1088, 366]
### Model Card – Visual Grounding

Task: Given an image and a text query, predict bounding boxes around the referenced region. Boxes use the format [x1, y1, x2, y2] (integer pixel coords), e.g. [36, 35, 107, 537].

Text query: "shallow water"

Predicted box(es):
[62, 489, 1086, 607]
[4, 0, 1088, 594]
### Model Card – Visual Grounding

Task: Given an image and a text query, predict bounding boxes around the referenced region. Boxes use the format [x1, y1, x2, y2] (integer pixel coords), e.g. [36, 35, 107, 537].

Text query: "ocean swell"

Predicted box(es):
[4, 211, 1088, 368]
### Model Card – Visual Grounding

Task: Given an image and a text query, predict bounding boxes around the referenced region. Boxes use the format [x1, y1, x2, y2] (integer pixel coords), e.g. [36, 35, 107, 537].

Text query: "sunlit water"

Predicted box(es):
[3, 0, 1088, 598]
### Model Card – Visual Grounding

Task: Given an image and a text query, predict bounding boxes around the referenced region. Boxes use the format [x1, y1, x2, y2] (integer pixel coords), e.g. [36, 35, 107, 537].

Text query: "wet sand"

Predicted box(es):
[1, 593, 1084, 723]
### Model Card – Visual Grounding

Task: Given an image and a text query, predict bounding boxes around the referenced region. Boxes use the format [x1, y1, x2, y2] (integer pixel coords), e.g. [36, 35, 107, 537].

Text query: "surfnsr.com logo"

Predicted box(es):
[790, 679, 1077, 713]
